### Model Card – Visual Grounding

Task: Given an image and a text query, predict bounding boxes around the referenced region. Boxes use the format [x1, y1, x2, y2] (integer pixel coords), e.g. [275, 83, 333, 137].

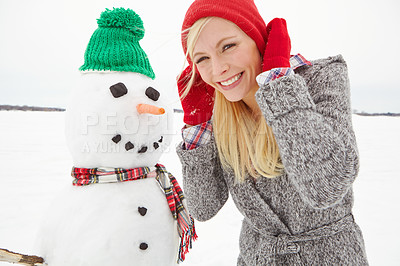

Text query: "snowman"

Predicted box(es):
[35, 8, 196, 266]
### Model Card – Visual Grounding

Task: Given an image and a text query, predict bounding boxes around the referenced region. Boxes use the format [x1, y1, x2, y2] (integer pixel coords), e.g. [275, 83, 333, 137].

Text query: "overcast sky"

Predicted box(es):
[0, 0, 399, 113]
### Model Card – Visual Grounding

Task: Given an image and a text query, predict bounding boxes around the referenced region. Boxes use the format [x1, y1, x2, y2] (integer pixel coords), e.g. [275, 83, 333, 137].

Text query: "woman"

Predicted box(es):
[176, 0, 369, 265]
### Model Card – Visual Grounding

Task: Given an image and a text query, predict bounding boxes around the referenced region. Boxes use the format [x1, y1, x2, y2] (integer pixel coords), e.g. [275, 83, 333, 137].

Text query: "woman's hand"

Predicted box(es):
[262, 18, 291, 72]
[177, 65, 215, 126]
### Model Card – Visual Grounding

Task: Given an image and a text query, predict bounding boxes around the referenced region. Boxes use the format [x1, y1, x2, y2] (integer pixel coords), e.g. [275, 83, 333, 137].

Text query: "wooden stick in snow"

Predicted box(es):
[0, 248, 44, 266]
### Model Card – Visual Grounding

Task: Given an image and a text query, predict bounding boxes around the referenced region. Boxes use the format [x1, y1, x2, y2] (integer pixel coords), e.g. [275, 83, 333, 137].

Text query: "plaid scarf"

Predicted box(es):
[71, 163, 197, 263]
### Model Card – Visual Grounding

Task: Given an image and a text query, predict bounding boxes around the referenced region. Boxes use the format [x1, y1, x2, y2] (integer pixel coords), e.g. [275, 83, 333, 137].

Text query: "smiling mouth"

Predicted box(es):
[219, 72, 243, 87]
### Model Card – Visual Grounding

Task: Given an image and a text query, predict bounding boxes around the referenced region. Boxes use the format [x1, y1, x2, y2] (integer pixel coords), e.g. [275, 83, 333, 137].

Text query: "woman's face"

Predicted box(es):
[192, 17, 262, 102]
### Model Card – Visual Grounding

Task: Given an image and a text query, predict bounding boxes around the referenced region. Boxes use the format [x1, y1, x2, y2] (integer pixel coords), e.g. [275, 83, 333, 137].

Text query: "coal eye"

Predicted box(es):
[110, 82, 128, 98]
[145, 87, 160, 101]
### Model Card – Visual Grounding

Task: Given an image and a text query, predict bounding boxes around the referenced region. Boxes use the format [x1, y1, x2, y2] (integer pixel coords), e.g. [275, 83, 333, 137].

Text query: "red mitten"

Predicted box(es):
[177, 66, 215, 126]
[262, 18, 291, 72]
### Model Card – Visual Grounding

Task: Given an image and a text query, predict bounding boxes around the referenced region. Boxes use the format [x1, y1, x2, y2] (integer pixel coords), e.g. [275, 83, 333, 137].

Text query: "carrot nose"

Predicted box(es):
[136, 104, 165, 115]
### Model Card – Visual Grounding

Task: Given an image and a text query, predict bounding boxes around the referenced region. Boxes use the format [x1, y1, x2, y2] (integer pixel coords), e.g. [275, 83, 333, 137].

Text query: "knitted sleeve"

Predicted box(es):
[255, 55, 359, 209]
[176, 137, 229, 221]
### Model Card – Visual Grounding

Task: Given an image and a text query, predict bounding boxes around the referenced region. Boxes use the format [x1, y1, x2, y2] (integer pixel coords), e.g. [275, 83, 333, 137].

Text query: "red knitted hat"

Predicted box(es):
[181, 0, 268, 58]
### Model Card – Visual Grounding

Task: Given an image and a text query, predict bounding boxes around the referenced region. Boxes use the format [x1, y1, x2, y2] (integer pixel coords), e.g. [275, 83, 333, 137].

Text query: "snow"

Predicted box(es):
[0, 111, 399, 265]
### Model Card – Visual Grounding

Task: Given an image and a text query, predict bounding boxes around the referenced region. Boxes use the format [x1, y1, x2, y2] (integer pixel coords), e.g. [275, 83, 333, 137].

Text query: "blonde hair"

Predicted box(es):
[180, 17, 213, 99]
[181, 17, 283, 183]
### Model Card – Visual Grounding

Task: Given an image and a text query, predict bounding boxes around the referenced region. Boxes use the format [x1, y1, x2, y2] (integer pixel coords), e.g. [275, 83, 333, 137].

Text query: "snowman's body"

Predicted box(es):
[36, 72, 179, 265]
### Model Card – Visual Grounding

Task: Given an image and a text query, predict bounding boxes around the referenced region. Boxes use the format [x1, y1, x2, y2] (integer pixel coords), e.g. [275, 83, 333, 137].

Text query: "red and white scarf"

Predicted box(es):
[71, 163, 197, 263]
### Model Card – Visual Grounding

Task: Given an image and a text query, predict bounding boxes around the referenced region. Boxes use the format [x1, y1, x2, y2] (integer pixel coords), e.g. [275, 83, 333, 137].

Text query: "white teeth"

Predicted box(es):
[220, 73, 242, 86]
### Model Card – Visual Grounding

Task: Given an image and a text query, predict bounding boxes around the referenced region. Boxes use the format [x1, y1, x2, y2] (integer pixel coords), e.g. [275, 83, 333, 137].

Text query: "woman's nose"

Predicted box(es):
[136, 104, 165, 115]
[212, 57, 229, 76]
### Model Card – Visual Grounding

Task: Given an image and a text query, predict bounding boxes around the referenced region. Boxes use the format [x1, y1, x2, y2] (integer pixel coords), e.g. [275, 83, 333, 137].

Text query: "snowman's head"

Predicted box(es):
[65, 8, 173, 169]
[66, 72, 173, 169]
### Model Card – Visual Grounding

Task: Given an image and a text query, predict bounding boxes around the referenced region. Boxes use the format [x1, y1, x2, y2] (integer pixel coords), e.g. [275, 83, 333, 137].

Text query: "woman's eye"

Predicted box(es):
[222, 43, 236, 51]
[196, 56, 208, 64]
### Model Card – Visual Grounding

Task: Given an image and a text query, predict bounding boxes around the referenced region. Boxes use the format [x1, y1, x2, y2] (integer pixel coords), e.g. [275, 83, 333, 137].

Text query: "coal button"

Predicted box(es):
[139, 242, 148, 250]
[138, 207, 147, 216]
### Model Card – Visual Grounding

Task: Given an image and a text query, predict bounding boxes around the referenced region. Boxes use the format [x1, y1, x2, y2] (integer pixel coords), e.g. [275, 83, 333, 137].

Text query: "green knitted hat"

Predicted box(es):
[79, 8, 155, 79]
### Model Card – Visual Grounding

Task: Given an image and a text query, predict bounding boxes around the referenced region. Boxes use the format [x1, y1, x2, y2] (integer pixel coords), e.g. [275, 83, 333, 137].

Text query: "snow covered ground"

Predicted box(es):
[0, 111, 399, 266]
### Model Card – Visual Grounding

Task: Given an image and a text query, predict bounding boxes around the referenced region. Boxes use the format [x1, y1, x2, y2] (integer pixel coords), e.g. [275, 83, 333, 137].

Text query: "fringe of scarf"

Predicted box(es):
[71, 163, 197, 263]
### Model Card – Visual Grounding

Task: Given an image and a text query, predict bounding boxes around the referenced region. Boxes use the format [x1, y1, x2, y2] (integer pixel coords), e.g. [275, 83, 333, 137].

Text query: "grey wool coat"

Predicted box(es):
[176, 55, 369, 265]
